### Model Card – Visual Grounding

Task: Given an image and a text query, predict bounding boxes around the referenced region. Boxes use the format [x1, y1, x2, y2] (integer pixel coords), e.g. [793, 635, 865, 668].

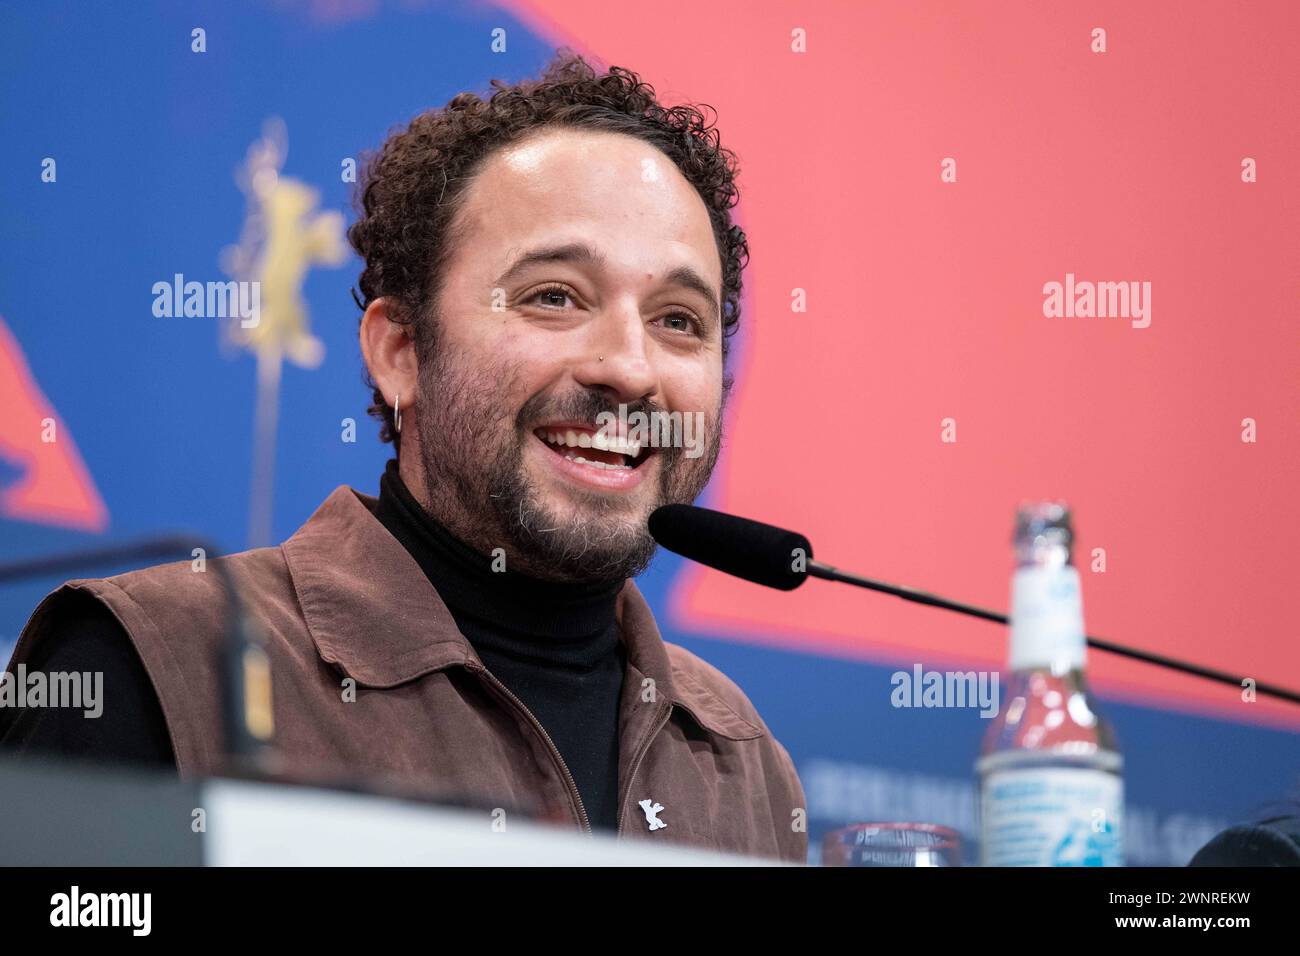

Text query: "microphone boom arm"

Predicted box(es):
[807, 559, 1300, 707]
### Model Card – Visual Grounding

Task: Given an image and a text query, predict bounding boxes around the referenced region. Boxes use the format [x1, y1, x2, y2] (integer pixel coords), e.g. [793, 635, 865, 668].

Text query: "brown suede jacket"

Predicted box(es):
[12, 487, 808, 862]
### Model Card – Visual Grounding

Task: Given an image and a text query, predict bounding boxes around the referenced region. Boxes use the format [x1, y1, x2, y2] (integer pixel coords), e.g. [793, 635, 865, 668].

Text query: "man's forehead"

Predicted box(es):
[452, 129, 722, 286]
[482, 128, 676, 199]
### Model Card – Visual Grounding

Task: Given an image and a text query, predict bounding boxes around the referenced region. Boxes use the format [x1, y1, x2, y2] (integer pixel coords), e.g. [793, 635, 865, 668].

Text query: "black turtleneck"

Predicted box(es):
[372, 460, 626, 831]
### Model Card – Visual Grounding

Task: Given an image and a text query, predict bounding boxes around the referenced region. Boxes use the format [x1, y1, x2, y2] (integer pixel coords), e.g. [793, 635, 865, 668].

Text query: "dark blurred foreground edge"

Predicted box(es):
[0, 756, 1293, 939]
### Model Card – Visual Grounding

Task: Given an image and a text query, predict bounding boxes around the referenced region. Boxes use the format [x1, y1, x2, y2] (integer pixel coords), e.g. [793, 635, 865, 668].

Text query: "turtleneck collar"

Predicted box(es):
[372, 459, 622, 669]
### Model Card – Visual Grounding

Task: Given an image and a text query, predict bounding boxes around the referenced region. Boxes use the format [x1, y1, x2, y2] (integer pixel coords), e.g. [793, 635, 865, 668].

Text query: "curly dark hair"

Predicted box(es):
[348, 50, 748, 450]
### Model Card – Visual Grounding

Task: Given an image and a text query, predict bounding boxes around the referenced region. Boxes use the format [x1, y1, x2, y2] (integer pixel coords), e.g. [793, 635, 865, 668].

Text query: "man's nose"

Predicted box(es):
[572, 304, 658, 402]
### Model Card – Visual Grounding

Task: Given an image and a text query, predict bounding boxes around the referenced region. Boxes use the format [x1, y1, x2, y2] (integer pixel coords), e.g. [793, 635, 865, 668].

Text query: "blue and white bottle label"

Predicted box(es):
[981, 766, 1123, 866]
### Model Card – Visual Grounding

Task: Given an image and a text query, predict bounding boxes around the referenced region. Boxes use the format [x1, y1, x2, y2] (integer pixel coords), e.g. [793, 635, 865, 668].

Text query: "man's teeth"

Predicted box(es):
[540, 429, 643, 458]
[567, 454, 628, 470]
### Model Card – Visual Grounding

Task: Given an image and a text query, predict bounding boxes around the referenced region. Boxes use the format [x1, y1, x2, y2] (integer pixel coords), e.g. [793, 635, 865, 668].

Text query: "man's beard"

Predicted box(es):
[412, 346, 722, 585]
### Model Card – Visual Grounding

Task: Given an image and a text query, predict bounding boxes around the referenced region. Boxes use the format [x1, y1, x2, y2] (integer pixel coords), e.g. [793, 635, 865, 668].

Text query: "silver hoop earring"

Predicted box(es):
[394, 393, 402, 434]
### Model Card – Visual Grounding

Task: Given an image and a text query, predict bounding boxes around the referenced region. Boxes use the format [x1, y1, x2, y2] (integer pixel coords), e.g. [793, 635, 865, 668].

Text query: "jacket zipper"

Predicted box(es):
[615, 700, 672, 836]
[472, 664, 593, 834]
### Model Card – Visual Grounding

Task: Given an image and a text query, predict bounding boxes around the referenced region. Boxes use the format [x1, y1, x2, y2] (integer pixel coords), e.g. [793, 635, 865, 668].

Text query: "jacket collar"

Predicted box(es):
[281, 487, 761, 741]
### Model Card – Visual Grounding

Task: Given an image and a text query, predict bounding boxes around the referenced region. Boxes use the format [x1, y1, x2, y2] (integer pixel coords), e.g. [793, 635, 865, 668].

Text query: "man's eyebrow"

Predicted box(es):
[494, 243, 606, 287]
[663, 265, 721, 326]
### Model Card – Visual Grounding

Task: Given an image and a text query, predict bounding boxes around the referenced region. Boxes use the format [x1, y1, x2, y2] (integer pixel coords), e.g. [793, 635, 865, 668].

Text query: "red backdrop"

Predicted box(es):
[505, 0, 1300, 729]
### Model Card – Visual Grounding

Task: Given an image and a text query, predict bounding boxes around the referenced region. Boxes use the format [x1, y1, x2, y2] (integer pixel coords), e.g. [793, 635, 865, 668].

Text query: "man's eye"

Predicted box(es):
[529, 286, 573, 309]
[660, 313, 699, 335]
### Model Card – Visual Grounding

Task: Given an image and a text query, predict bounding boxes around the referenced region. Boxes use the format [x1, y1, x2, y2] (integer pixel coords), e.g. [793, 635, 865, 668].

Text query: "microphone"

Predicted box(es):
[648, 504, 812, 591]
[649, 504, 1300, 707]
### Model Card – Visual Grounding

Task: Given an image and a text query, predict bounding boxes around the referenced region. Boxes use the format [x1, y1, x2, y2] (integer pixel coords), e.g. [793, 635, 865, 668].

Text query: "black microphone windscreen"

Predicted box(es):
[648, 504, 812, 591]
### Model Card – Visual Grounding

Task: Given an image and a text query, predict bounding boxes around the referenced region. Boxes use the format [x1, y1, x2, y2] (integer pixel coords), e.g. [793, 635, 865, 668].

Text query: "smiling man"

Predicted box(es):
[1, 53, 806, 862]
